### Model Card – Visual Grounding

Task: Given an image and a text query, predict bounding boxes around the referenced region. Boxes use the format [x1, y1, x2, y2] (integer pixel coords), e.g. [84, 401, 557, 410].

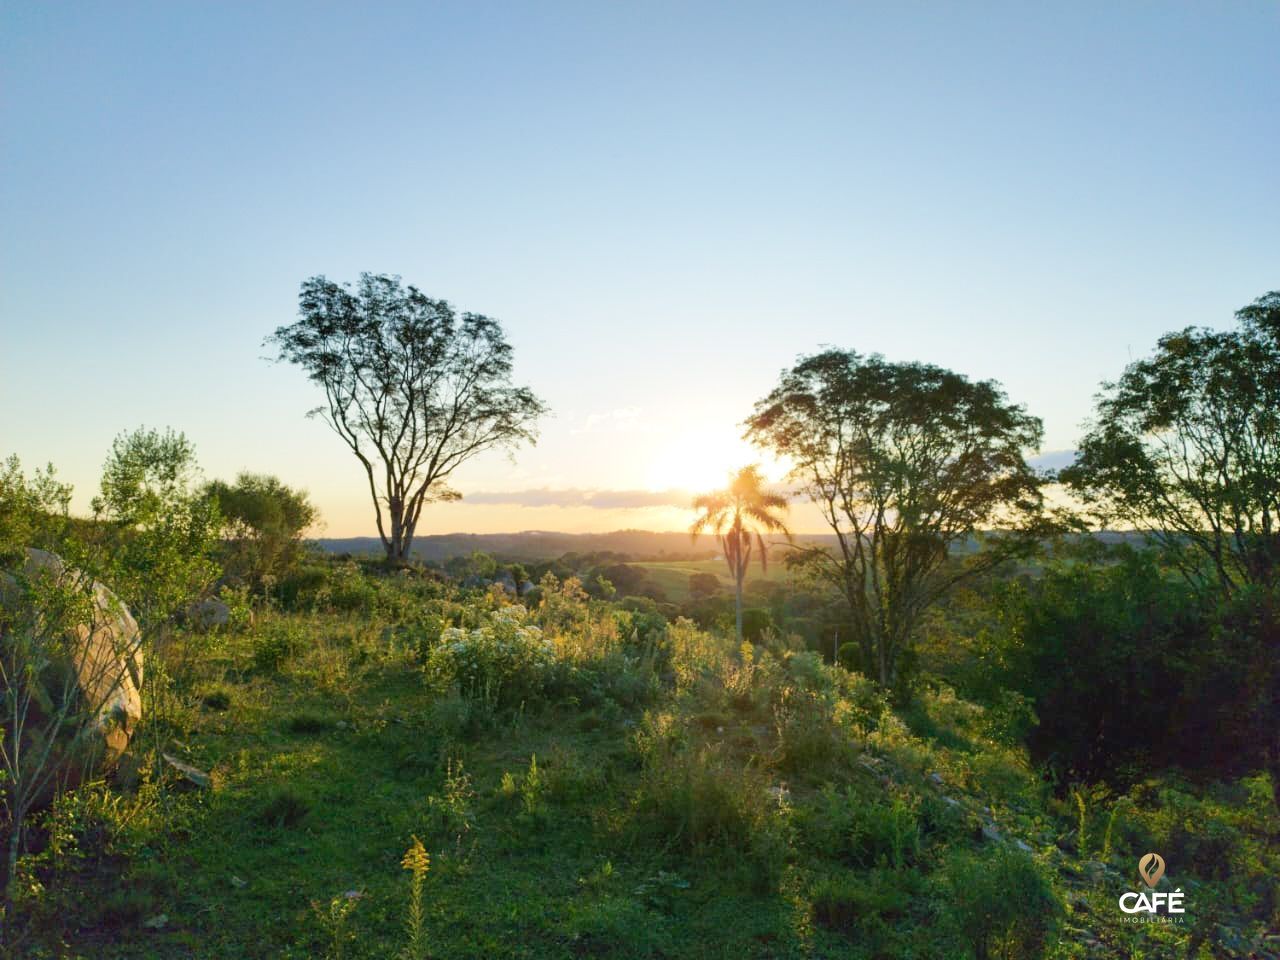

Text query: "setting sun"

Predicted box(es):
[644, 431, 790, 498]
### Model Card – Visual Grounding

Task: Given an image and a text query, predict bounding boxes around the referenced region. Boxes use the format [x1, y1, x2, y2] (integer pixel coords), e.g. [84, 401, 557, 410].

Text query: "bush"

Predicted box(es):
[252, 619, 308, 672]
[205, 472, 317, 590]
[938, 846, 1060, 960]
[810, 868, 920, 938]
[987, 547, 1280, 785]
[631, 725, 765, 851]
[797, 785, 922, 869]
[423, 604, 555, 708]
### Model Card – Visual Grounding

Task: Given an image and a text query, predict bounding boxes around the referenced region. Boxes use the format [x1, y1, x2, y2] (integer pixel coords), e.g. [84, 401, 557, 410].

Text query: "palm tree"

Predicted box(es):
[690, 465, 790, 643]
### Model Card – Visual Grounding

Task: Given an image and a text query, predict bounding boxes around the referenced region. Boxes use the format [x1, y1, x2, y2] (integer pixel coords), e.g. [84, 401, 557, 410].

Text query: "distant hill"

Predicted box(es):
[310, 529, 1152, 563]
[310, 529, 832, 563]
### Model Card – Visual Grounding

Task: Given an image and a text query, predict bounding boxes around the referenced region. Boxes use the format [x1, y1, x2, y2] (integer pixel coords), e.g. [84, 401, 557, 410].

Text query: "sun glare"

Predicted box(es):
[645, 432, 791, 497]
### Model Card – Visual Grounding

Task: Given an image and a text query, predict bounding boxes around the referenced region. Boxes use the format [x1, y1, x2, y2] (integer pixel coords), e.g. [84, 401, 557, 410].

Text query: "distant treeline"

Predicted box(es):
[310, 529, 1150, 564]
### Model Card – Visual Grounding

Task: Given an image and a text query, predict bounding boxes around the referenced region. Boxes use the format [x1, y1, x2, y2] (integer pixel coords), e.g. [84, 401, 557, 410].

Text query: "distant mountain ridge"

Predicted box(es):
[310, 529, 1147, 563]
[310, 529, 833, 562]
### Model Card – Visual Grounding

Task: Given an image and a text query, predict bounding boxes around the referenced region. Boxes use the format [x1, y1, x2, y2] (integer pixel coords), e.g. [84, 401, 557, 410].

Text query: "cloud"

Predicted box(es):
[460, 487, 692, 509]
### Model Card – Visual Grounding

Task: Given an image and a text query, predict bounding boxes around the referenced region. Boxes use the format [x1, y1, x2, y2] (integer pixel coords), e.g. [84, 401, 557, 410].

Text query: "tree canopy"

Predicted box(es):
[1062, 291, 1280, 598]
[269, 274, 547, 564]
[746, 350, 1050, 691]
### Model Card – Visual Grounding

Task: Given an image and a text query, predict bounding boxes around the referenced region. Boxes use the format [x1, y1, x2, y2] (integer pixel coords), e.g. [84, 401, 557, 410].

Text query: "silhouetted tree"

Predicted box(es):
[270, 274, 547, 565]
[690, 466, 790, 643]
[746, 351, 1050, 692]
[1062, 291, 1280, 598]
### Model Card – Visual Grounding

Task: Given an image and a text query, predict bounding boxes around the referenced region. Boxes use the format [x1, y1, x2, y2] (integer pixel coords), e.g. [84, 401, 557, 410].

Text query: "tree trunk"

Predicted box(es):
[734, 570, 744, 644]
[385, 536, 413, 568]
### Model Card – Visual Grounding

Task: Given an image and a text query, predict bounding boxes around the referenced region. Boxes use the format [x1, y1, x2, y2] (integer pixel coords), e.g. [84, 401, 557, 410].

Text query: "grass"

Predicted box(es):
[15, 591, 1277, 960]
[625, 558, 785, 602]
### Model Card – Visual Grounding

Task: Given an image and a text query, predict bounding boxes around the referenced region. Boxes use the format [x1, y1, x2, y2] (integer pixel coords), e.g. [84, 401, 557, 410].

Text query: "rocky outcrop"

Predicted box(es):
[188, 598, 231, 631]
[0, 549, 143, 794]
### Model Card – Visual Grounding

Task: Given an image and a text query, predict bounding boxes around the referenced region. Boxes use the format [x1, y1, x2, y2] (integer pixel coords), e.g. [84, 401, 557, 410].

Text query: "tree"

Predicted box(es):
[206, 473, 318, 588]
[746, 350, 1049, 692]
[270, 274, 547, 565]
[1061, 291, 1280, 599]
[688, 572, 722, 600]
[91, 427, 221, 629]
[689, 466, 790, 643]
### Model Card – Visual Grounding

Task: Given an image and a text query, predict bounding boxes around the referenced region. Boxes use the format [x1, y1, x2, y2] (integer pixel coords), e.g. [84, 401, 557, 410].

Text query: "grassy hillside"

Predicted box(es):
[13, 564, 1279, 959]
[625, 558, 787, 603]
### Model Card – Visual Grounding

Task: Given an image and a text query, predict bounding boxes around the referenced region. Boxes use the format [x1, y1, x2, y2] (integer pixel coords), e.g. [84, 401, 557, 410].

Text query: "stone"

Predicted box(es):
[0, 549, 143, 798]
[188, 598, 231, 630]
[162, 753, 212, 790]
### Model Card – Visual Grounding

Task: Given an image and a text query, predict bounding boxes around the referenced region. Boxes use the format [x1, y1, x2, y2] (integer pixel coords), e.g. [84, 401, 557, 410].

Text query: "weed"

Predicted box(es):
[400, 836, 430, 959]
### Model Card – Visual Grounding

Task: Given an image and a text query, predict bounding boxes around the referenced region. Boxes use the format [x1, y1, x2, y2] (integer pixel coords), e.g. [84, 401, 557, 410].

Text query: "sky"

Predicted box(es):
[2, 2, 1277, 536]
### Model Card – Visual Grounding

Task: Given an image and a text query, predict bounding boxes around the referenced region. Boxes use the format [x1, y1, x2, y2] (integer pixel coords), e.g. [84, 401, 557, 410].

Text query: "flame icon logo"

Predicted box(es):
[1138, 853, 1165, 888]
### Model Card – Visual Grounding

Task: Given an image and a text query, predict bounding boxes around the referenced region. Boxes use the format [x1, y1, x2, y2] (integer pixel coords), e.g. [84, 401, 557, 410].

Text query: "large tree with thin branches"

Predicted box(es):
[690, 465, 790, 643]
[746, 350, 1051, 691]
[1061, 291, 1280, 598]
[270, 274, 547, 565]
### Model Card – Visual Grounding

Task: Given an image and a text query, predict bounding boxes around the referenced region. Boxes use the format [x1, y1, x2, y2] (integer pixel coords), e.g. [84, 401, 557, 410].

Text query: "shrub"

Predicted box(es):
[938, 846, 1060, 960]
[423, 758, 476, 842]
[205, 472, 317, 590]
[252, 619, 308, 672]
[986, 547, 1280, 785]
[201, 687, 232, 711]
[797, 785, 922, 869]
[423, 604, 554, 708]
[631, 728, 775, 858]
[810, 868, 920, 938]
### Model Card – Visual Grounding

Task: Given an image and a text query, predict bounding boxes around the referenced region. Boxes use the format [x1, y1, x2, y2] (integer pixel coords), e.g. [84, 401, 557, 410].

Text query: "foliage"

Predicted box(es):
[938, 846, 1060, 960]
[1, 437, 217, 900]
[423, 604, 555, 708]
[269, 273, 547, 565]
[400, 836, 429, 960]
[1063, 290, 1280, 598]
[91, 426, 221, 629]
[985, 546, 1279, 785]
[0, 457, 73, 566]
[746, 349, 1053, 692]
[206, 472, 317, 589]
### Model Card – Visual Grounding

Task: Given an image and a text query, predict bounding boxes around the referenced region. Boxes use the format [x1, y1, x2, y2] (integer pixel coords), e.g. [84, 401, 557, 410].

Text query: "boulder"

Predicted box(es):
[188, 598, 231, 631]
[0, 549, 143, 795]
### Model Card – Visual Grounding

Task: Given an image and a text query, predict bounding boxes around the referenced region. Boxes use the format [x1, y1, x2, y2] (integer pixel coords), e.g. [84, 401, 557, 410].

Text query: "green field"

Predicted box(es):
[625, 559, 788, 602]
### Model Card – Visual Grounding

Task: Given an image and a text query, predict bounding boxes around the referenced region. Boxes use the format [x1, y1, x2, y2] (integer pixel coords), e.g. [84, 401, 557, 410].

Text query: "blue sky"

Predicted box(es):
[2, 2, 1276, 534]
